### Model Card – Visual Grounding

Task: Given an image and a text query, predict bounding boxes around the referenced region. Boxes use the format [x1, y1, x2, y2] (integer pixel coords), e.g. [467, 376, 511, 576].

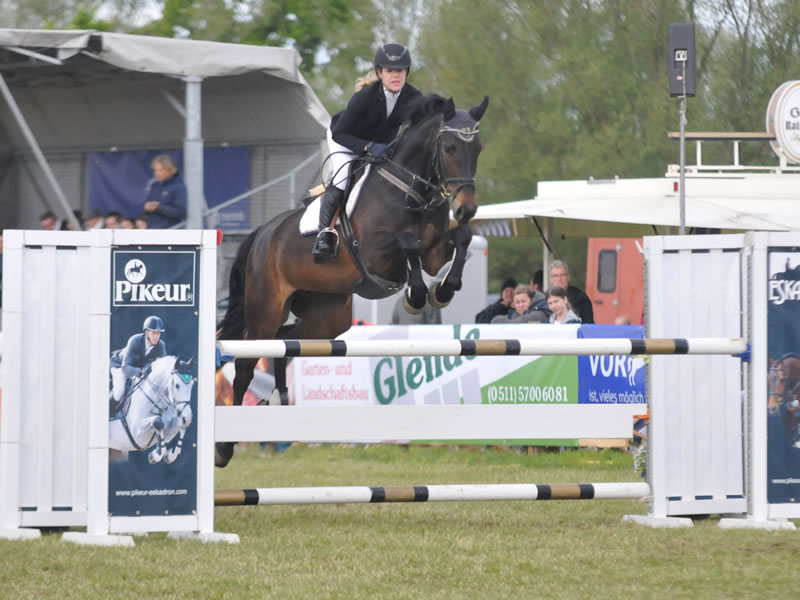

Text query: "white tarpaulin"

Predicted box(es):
[473, 174, 800, 233]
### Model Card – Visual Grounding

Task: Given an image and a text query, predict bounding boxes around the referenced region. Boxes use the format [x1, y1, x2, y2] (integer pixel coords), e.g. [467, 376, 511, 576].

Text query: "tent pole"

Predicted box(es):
[184, 76, 205, 229]
[0, 74, 81, 230]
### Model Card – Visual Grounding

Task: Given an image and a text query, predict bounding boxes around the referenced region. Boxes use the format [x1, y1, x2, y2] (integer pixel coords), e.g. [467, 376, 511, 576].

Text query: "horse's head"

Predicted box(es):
[769, 359, 792, 412]
[437, 96, 488, 224]
[397, 94, 488, 224]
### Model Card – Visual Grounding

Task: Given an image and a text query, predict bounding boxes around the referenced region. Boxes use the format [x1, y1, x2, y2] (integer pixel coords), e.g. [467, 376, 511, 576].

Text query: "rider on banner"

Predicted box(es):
[311, 42, 422, 264]
[109, 315, 168, 416]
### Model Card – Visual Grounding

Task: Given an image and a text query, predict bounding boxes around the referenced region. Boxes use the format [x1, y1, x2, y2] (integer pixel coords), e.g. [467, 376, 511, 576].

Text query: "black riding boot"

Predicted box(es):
[312, 186, 344, 264]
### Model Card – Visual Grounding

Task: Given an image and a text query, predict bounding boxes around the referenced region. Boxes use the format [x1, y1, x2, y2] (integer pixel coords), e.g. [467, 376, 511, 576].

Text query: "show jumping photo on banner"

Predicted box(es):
[108, 247, 201, 517]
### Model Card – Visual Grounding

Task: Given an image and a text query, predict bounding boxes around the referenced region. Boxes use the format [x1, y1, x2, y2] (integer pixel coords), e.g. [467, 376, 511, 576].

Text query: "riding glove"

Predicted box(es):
[366, 142, 390, 159]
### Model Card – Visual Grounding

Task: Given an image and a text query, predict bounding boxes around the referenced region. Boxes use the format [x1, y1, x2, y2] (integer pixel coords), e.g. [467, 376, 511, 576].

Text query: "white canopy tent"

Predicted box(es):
[0, 29, 330, 229]
[470, 170, 800, 276]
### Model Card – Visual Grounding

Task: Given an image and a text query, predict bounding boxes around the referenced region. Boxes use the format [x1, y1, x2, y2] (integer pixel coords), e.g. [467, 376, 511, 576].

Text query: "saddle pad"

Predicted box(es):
[299, 165, 372, 235]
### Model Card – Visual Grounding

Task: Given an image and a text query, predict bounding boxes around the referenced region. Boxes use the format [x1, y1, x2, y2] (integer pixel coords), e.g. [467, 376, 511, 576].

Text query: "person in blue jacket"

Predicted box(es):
[109, 315, 168, 415]
[312, 42, 423, 263]
[142, 155, 187, 229]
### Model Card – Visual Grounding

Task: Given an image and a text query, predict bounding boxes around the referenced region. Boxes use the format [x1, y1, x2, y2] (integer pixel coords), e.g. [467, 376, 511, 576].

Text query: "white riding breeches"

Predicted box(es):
[326, 128, 356, 190]
[110, 366, 127, 402]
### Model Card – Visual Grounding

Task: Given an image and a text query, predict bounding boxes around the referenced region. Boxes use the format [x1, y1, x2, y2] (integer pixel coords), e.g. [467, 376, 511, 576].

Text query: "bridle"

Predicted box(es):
[374, 116, 481, 214]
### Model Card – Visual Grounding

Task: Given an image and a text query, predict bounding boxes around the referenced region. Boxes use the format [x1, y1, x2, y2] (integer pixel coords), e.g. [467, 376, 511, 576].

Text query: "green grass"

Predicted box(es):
[2, 445, 798, 599]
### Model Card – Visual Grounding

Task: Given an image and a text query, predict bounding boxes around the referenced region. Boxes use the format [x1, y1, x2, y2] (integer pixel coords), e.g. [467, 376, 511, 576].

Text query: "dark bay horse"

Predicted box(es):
[215, 94, 488, 467]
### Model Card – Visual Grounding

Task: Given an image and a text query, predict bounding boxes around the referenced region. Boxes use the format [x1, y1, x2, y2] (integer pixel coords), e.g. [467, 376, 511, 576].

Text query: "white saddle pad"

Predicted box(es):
[299, 165, 372, 235]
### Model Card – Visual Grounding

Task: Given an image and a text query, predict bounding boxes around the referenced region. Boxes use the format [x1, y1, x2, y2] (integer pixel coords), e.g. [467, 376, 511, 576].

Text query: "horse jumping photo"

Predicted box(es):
[109, 355, 195, 465]
[215, 94, 488, 467]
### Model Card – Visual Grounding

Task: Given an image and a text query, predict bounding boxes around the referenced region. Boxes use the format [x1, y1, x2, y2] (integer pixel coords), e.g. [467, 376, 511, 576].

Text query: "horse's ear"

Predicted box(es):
[469, 95, 489, 121]
[443, 97, 456, 121]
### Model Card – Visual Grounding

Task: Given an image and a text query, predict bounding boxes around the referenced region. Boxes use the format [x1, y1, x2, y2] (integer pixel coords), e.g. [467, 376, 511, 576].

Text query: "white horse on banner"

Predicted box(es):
[109, 355, 195, 465]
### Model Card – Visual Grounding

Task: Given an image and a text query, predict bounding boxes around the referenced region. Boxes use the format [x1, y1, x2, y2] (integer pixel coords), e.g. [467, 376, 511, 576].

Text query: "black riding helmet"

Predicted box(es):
[374, 43, 411, 71]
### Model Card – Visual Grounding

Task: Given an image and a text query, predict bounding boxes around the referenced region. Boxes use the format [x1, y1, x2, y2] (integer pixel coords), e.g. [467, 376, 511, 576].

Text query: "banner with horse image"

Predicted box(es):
[108, 246, 200, 517]
[291, 323, 646, 445]
[767, 249, 800, 504]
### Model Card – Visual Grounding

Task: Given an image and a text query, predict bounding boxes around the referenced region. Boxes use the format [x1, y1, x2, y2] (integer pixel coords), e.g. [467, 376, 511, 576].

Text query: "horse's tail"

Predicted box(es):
[217, 228, 259, 341]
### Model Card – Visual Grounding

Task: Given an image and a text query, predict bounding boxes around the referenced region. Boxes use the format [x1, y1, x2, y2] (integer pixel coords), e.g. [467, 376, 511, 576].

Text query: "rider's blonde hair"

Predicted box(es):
[354, 70, 380, 91]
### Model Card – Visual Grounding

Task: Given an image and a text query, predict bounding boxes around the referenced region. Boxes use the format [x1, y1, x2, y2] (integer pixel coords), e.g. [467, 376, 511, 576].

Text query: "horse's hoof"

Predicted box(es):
[215, 442, 234, 468]
[148, 452, 162, 465]
[165, 449, 181, 464]
[403, 292, 426, 315]
[428, 283, 454, 309]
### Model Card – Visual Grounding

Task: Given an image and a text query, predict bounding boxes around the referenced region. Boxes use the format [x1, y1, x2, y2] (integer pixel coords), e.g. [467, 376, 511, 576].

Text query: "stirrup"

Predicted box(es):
[312, 228, 339, 264]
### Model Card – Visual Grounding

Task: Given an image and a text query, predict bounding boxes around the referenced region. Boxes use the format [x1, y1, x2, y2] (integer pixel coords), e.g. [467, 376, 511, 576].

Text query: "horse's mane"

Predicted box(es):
[404, 94, 449, 129]
[148, 355, 178, 391]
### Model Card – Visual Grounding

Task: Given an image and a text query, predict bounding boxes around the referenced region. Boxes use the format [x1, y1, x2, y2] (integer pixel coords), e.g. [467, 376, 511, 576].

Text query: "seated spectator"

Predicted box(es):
[547, 286, 582, 324]
[491, 284, 550, 323]
[39, 210, 58, 230]
[143, 155, 187, 229]
[549, 260, 594, 323]
[475, 277, 517, 323]
[104, 212, 122, 229]
[120, 217, 136, 230]
[85, 209, 104, 229]
[60, 209, 84, 231]
[615, 315, 632, 325]
[529, 269, 543, 293]
[135, 214, 148, 229]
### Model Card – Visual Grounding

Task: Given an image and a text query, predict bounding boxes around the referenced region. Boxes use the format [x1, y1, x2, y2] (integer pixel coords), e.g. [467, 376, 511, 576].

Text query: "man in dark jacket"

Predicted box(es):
[142, 155, 187, 229]
[109, 315, 168, 414]
[475, 277, 518, 323]
[549, 260, 595, 324]
[312, 42, 423, 263]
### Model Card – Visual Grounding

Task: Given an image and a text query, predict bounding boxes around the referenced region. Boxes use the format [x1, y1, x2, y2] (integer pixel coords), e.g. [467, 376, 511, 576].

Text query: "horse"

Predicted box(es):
[215, 93, 488, 467]
[768, 354, 800, 446]
[109, 355, 195, 464]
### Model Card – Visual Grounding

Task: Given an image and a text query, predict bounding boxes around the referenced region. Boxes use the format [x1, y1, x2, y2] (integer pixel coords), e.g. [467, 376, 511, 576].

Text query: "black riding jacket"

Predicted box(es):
[331, 80, 422, 155]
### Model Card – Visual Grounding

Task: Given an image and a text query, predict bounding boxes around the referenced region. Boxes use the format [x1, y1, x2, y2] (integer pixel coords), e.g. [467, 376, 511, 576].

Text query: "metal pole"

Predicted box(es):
[184, 76, 205, 229]
[0, 74, 81, 231]
[679, 61, 687, 235]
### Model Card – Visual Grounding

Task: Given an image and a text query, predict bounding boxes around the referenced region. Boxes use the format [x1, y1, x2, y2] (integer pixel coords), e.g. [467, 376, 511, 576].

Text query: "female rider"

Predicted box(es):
[312, 43, 423, 263]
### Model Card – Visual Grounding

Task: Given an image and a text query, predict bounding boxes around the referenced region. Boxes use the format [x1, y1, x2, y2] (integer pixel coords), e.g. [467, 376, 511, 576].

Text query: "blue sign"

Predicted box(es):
[577, 325, 646, 405]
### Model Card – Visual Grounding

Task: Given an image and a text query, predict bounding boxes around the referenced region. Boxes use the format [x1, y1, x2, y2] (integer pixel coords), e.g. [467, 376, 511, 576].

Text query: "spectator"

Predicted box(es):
[615, 315, 632, 325]
[85, 209, 104, 230]
[547, 286, 582, 324]
[143, 154, 187, 229]
[492, 284, 549, 323]
[549, 260, 594, 324]
[134, 214, 148, 229]
[392, 288, 442, 325]
[475, 277, 517, 323]
[60, 209, 83, 231]
[120, 217, 136, 230]
[529, 269, 543, 293]
[39, 210, 57, 230]
[104, 212, 122, 229]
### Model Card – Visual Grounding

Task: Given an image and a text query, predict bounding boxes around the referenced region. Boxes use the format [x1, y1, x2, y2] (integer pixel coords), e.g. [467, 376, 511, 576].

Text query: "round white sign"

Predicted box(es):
[766, 80, 800, 164]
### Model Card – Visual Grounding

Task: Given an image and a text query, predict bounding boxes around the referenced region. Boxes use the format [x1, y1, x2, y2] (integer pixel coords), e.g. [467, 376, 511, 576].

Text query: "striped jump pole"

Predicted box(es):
[216, 337, 749, 361]
[215, 482, 651, 506]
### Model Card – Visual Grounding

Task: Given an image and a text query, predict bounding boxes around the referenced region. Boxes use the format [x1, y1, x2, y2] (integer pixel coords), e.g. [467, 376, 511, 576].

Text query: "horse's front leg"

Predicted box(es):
[429, 224, 473, 308]
[166, 404, 192, 464]
[396, 231, 427, 314]
[268, 357, 289, 406]
[147, 416, 168, 464]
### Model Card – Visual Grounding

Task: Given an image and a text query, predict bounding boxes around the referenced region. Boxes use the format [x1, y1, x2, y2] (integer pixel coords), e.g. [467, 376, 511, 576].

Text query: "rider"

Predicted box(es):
[109, 315, 168, 415]
[311, 42, 423, 264]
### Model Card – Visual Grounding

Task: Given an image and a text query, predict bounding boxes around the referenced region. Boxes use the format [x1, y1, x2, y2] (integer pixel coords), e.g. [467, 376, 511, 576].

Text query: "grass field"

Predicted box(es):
[2, 444, 799, 599]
